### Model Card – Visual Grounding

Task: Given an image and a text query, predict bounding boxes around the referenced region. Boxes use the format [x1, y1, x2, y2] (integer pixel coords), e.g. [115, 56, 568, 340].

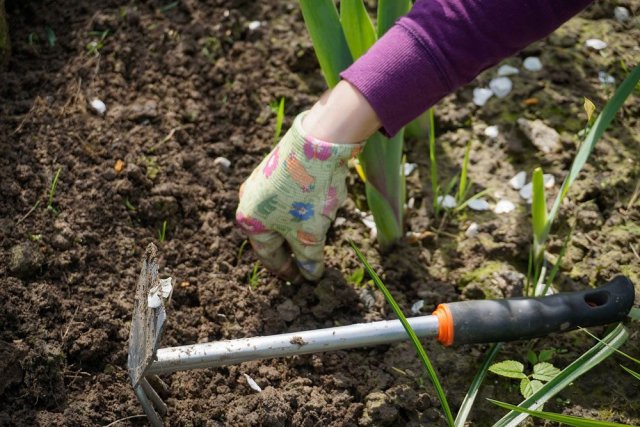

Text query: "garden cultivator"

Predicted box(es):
[128, 244, 634, 426]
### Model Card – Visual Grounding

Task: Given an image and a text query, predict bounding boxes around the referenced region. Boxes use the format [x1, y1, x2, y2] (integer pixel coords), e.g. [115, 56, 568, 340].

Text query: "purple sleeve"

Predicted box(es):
[340, 0, 592, 137]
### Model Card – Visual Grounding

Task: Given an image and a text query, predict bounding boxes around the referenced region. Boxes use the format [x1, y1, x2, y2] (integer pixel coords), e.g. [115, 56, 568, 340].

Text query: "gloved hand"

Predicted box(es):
[236, 112, 363, 281]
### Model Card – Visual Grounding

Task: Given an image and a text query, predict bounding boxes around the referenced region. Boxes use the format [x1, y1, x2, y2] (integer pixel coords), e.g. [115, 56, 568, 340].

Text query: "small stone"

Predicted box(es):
[213, 156, 231, 169]
[585, 39, 607, 50]
[519, 182, 533, 200]
[517, 118, 561, 153]
[9, 241, 44, 279]
[437, 195, 457, 209]
[334, 217, 346, 227]
[494, 200, 515, 214]
[473, 88, 493, 106]
[360, 392, 398, 426]
[247, 21, 261, 31]
[497, 64, 519, 76]
[489, 77, 512, 98]
[411, 300, 424, 315]
[465, 222, 479, 238]
[509, 171, 526, 190]
[403, 163, 417, 176]
[523, 57, 543, 71]
[468, 198, 490, 211]
[598, 71, 615, 85]
[484, 125, 499, 138]
[543, 174, 555, 188]
[614, 6, 630, 21]
[243, 373, 262, 392]
[90, 99, 106, 115]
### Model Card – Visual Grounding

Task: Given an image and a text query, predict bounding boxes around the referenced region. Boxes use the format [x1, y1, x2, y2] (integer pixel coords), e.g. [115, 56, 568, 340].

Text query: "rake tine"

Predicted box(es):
[134, 383, 163, 427]
[141, 377, 168, 416]
[148, 374, 170, 397]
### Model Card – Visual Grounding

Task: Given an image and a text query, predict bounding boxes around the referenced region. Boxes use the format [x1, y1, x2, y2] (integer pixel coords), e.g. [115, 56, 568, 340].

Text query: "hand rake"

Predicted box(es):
[128, 244, 634, 426]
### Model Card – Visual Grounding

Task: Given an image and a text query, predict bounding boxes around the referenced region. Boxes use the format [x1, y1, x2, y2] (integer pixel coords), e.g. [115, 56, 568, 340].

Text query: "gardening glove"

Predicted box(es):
[236, 111, 364, 281]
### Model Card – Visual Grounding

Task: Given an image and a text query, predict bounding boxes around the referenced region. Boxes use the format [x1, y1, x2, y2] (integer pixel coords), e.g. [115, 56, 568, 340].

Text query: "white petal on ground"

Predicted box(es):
[468, 198, 490, 211]
[523, 57, 543, 71]
[214, 157, 232, 169]
[614, 6, 630, 21]
[334, 217, 346, 227]
[473, 88, 493, 106]
[411, 300, 424, 315]
[494, 200, 515, 214]
[598, 71, 616, 85]
[361, 214, 376, 230]
[484, 125, 499, 138]
[489, 77, 512, 98]
[90, 99, 107, 115]
[519, 182, 533, 200]
[585, 39, 607, 50]
[243, 374, 262, 392]
[159, 277, 173, 298]
[509, 171, 526, 190]
[147, 292, 162, 309]
[465, 222, 479, 238]
[407, 197, 415, 209]
[437, 195, 457, 209]
[497, 65, 519, 76]
[404, 163, 418, 176]
[543, 174, 555, 188]
[248, 21, 261, 31]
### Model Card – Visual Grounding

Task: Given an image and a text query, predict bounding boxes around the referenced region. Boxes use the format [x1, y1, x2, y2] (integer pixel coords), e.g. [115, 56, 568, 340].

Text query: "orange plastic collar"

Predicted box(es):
[433, 304, 454, 346]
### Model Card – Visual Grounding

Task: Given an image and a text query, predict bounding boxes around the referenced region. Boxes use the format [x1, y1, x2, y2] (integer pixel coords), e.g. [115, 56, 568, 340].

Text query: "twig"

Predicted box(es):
[16, 200, 41, 225]
[103, 415, 147, 427]
[62, 306, 80, 340]
[627, 180, 640, 211]
[631, 244, 640, 262]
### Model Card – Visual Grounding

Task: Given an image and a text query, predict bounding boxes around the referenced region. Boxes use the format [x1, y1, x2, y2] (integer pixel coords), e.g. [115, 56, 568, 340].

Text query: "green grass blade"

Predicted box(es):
[620, 365, 640, 381]
[493, 324, 628, 427]
[427, 108, 439, 212]
[542, 227, 573, 295]
[273, 97, 285, 144]
[340, 0, 376, 60]
[489, 399, 635, 426]
[547, 65, 640, 231]
[47, 167, 62, 210]
[350, 242, 454, 427]
[579, 327, 640, 365]
[299, 0, 353, 87]
[457, 140, 473, 204]
[531, 167, 548, 259]
[629, 307, 640, 321]
[377, 0, 411, 37]
[455, 343, 503, 426]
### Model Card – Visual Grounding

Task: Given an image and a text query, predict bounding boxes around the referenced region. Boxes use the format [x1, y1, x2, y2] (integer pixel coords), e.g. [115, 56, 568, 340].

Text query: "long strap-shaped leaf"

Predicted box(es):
[493, 324, 629, 427]
[546, 66, 640, 232]
[299, 0, 353, 88]
[377, 0, 412, 37]
[340, 0, 376, 59]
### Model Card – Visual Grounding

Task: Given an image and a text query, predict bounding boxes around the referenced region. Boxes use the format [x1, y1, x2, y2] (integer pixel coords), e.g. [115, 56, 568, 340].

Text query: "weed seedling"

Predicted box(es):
[489, 350, 561, 400]
[45, 26, 56, 47]
[158, 220, 167, 242]
[47, 167, 62, 215]
[270, 97, 285, 145]
[236, 239, 248, 263]
[346, 266, 365, 287]
[86, 30, 109, 56]
[247, 262, 262, 288]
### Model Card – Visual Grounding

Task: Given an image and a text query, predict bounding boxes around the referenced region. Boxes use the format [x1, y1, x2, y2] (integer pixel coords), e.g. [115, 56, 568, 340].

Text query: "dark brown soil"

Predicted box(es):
[1, 1, 639, 426]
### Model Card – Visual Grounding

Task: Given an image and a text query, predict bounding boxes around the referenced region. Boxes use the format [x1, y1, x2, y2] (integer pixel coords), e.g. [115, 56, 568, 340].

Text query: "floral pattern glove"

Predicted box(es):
[236, 111, 363, 281]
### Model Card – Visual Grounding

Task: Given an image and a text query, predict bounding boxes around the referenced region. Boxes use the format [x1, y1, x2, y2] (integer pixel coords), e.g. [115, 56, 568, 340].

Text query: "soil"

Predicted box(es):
[1, 1, 639, 426]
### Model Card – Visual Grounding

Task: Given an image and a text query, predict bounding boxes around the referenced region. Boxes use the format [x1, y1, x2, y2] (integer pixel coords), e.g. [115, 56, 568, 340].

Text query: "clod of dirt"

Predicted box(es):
[576, 200, 604, 231]
[460, 261, 525, 299]
[517, 118, 561, 153]
[311, 271, 358, 319]
[0, 0, 8, 68]
[276, 299, 300, 322]
[359, 391, 398, 426]
[0, 340, 25, 395]
[9, 241, 44, 279]
[112, 98, 159, 122]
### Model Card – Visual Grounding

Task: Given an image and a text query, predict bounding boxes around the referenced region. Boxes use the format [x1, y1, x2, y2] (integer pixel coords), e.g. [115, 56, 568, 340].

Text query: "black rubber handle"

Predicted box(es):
[440, 276, 635, 346]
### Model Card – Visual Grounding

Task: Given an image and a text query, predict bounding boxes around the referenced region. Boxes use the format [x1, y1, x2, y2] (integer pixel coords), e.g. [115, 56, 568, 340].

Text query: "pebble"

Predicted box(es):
[543, 174, 555, 188]
[473, 88, 493, 106]
[497, 65, 519, 76]
[523, 57, 543, 72]
[519, 182, 533, 200]
[484, 125, 499, 138]
[465, 222, 479, 238]
[90, 98, 107, 115]
[509, 171, 526, 190]
[247, 21, 261, 31]
[585, 39, 607, 50]
[489, 77, 513, 98]
[614, 6, 630, 22]
[213, 157, 231, 169]
[437, 195, 457, 209]
[494, 200, 515, 214]
[598, 71, 615, 85]
[243, 374, 262, 392]
[411, 300, 424, 315]
[468, 198, 490, 211]
[9, 241, 44, 279]
[334, 217, 346, 227]
[404, 163, 417, 176]
[517, 118, 561, 153]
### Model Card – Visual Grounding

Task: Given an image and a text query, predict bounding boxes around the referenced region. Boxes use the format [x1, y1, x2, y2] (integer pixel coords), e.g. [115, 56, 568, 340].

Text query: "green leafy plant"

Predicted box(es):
[247, 262, 262, 288]
[47, 167, 62, 215]
[489, 350, 561, 400]
[158, 220, 167, 242]
[270, 97, 285, 145]
[86, 30, 109, 56]
[347, 266, 365, 287]
[237, 239, 248, 263]
[300, 0, 411, 249]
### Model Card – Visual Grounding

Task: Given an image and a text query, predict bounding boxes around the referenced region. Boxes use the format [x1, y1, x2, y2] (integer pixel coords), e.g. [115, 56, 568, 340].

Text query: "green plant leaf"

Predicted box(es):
[532, 362, 561, 382]
[457, 140, 473, 204]
[520, 378, 544, 399]
[377, 0, 411, 37]
[348, 267, 365, 286]
[531, 167, 547, 259]
[489, 399, 635, 426]
[629, 307, 640, 321]
[488, 360, 526, 379]
[340, 0, 376, 60]
[620, 365, 640, 381]
[527, 349, 538, 365]
[299, 0, 353, 87]
[493, 324, 628, 427]
[538, 349, 555, 363]
[583, 97, 596, 124]
[350, 242, 454, 427]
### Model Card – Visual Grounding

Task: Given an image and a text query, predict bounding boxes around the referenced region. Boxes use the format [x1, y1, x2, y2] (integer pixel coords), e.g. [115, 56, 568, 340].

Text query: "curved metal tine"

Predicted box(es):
[148, 374, 170, 396]
[141, 377, 168, 416]
[134, 384, 163, 427]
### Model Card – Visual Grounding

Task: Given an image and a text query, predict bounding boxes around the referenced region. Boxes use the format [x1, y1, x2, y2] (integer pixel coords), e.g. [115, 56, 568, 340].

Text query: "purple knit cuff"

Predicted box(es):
[340, 24, 450, 137]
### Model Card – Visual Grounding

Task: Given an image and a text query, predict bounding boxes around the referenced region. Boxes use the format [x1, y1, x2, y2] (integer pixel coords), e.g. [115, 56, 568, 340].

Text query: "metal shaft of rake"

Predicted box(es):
[146, 315, 440, 375]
